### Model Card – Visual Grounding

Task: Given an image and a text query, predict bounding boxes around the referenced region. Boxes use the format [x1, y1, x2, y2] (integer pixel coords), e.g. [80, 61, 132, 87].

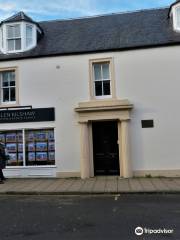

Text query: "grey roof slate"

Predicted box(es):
[1, 12, 36, 25]
[0, 7, 180, 61]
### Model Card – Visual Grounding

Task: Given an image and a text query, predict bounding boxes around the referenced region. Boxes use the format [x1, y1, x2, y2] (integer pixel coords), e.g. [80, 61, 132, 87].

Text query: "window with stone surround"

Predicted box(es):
[90, 58, 115, 99]
[0, 69, 17, 104]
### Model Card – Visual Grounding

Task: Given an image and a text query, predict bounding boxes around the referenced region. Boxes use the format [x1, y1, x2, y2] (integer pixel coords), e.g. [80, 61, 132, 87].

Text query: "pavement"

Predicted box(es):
[1, 177, 180, 194]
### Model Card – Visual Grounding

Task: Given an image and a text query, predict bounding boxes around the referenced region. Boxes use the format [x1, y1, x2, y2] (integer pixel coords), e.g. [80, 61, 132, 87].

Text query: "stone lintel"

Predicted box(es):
[75, 99, 133, 113]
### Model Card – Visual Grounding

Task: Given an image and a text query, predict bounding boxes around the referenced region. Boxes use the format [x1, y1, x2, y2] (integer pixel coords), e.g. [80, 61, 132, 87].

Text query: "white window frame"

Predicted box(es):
[0, 69, 17, 105]
[89, 58, 116, 100]
[6, 23, 22, 52]
[92, 62, 112, 99]
[172, 4, 180, 32]
[0, 21, 37, 54]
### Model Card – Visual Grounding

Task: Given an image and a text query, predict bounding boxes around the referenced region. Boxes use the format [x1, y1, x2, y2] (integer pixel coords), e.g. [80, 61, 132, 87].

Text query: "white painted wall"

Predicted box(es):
[0, 45, 180, 176]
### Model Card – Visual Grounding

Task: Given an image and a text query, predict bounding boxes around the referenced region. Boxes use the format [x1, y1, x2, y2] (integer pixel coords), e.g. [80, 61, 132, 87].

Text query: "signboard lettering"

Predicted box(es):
[0, 108, 55, 123]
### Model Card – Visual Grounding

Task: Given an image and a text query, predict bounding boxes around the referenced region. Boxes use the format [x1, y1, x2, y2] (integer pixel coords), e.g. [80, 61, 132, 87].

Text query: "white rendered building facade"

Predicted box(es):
[0, 3, 180, 178]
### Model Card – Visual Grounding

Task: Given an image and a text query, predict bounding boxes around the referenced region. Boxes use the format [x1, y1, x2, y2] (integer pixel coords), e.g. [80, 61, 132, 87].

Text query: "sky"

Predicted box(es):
[0, 0, 176, 22]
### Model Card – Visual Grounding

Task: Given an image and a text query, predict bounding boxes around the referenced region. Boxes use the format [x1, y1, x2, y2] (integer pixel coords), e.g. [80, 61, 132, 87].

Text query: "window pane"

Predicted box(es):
[26, 25, 33, 47]
[7, 26, 14, 38]
[26, 25, 32, 38]
[15, 39, 21, 50]
[10, 80, 15, 86]
[26, 38, 33, 47]
[102, 63, 110, 79]
[1, 131, 23, 166]
[2, 80, 9, 87]
[103, 80, 111, 95]
[25, 129, 55, 166]
[7, 39, 14, 51]
[95, 81, 103, 96]
[14, 25, 21, 38]
[2, 72, 9, 87]
[93, 63, 101, 80]
[176, 7, 180, 27]
[9, 72, 15, 86]
[1, 28, 3, 48]
[7, 25, 20, 38]
[3, 88, 9, 102]
[10, 87, 16, 101]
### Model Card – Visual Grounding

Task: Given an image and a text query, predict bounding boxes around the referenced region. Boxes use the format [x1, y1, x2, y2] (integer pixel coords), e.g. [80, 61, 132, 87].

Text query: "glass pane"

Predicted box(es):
[7, 26, 14, 38]
[9, 71, 15, 79]
[103, 80, 111, 95]
[26, 25, 33, 47]
[2, 130, 23, 166]
[1, 28, 3, 48]
[14, 25, 21, 38]
[15, 39, 21, 50]
[93, 63, 101, 80]
[2, 72, 9, 87]
[3, 88, 9, 102]
[26, 25, 32, 38]
[102, 63, 110, 79]
[26, 38, 33, 47]
[95, 81, 103, 96]
[9, 71, 15, 84]
[2, 80, 9, 87]
[176, 7, 180, 27]
[10, 80, 15, 86]
[7, 39, 14, 51]
[10, 87, 16, 101]
[25, 129, 55, 166]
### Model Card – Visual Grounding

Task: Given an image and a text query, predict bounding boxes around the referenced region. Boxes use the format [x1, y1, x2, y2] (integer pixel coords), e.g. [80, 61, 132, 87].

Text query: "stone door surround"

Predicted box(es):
[75, 99, 133, 179]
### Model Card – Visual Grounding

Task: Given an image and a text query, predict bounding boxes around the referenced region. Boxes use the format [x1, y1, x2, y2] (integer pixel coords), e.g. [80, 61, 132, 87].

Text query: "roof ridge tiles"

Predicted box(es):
[38, 6, 169, 24]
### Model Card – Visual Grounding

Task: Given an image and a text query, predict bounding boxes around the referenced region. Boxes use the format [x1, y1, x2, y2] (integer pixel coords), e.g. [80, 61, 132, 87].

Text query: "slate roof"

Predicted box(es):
[0, 7, 180, 61]
[0, 12, 36, 25]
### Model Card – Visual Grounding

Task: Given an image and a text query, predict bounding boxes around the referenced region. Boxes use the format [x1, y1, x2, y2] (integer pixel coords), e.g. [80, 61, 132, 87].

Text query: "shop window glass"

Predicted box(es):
[0, 130, 23, 166]
[25, 129, 55, 166]
[0, 128, 55, 167]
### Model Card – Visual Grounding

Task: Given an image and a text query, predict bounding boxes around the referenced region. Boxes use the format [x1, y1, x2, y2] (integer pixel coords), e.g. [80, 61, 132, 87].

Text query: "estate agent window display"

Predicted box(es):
[0, 129, 55, 167]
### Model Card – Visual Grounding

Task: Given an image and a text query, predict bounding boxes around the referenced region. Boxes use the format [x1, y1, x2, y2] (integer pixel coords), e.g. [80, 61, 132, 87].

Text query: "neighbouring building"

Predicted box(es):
[0, 1, 180, 178]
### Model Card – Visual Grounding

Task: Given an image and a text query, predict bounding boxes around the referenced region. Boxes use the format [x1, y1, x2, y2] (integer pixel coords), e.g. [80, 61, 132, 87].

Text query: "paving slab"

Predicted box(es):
[105, 178, 118, 192]
[138, 178, 156, 192]
[33, 179, 58, 192]
[1, 177, 180, 195]
[54, 179, 75, 192]
[117, 179, 131, 192]
[160, 178, 180, 191]
[79, 179, 96, 193]
[150, 178, 170, 191]
[173, 178, 180, 187]
[93, 178, 107, 193]
[0, 179, 21, 192]
[8, 179, 36, 192]
[45, 179, 66, 192]
[66, 179, 85, 192]
[129, 179, 143, 192]
[16, 179, 46, 192]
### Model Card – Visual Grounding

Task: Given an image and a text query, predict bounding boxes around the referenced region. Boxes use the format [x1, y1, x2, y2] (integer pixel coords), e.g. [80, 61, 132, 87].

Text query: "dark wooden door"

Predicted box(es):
[92, 121, 120, 176]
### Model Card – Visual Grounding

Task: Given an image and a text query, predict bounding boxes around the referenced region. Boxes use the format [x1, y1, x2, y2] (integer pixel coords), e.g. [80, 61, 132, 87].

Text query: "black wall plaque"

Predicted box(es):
[141, 120, 154, 128]
[0, 108, 55, 123]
